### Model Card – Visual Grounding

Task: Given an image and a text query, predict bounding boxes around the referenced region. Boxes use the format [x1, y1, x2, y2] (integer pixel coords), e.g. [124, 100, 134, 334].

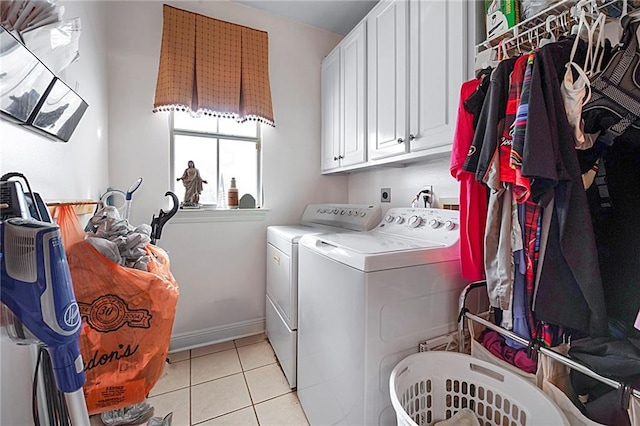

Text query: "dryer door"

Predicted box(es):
[267, 242, 296, 328]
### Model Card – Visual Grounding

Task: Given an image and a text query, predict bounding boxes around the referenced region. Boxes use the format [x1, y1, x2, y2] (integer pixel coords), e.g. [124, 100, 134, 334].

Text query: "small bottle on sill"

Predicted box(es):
[228, 177, 239, 209]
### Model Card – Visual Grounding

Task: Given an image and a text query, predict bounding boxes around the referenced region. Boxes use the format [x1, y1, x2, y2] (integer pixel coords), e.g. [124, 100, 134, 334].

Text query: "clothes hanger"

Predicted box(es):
[601, 0, 628, 46]
[539, 15, 557, 47]
[567, 9, 607, 77]
[585, 0, 597, 16]
[619, 0, 629, 20]
[499, 39, 510, 60]
[560, 12, 571, 37]
[589, 13, 608, 76]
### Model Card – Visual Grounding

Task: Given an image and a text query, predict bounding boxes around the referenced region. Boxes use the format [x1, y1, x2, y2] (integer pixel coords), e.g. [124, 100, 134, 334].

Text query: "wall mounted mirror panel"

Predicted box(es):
[0, 25, 55, 123]
[0, 24, 88, 142]
[29, 78, 88, 142]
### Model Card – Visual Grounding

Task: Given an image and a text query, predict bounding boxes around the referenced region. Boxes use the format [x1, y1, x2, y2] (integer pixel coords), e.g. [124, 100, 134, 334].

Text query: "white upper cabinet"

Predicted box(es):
[321, 0, 468, 173]
[367, 0, 408, 160]
[321, 22, 367, 173]
[367, 0, 467, 163]
[321, 47, 341, 172]
[409, 0, 466, 153]
[340, 22, 367, 168]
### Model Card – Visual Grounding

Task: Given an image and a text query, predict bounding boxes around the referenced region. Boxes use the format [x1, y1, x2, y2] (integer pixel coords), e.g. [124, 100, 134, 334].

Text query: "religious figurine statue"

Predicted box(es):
[177, 160, 207, 206]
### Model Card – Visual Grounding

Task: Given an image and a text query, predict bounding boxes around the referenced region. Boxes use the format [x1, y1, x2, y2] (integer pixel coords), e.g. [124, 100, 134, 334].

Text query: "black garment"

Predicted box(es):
[574, 379, 638, 426]
[522, 39, 608, 337]
[463, 57, 518, 178]
[588, 137, 640, 327]
[464, 70, 491, 129]
[569, 336, 640, 425]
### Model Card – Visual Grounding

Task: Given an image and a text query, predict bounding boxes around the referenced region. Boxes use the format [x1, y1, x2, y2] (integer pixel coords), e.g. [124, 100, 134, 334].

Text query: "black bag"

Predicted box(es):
[582, 20, 640, 145]
[569, 336, 640, 425]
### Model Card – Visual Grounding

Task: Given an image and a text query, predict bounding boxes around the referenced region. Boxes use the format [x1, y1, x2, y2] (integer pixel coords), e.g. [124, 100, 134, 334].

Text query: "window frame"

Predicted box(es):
[169, 111, 262, 208]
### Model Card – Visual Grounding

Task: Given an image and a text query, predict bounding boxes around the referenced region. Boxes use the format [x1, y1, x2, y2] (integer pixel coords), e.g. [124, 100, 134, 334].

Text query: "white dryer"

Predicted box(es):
[297, 208, 481, 426]
[266, 204, 380, 389]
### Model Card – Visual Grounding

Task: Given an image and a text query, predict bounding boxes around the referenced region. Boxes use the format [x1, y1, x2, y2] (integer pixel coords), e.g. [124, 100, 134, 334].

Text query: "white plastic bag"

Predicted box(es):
[21, 17, 80, 73]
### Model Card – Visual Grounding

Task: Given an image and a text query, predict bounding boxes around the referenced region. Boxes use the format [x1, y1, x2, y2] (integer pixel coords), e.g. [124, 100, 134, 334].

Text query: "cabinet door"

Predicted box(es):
[340, 22, 367, 168]
[409, 0, 466, 153]
[321, 48, 341, 172]
[367, 0, 408, 160]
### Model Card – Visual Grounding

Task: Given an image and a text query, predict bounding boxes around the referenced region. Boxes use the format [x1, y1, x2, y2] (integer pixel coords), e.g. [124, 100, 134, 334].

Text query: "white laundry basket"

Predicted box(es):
[389, 352, 569, 426]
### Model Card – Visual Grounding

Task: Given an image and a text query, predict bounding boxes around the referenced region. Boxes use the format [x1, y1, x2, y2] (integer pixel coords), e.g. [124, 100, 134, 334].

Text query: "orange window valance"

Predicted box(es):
[153, 5, 275, 127]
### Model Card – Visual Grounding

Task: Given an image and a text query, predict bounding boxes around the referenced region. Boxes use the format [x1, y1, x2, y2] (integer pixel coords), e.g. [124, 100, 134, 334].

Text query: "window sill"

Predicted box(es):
[171, 208, 269, 224]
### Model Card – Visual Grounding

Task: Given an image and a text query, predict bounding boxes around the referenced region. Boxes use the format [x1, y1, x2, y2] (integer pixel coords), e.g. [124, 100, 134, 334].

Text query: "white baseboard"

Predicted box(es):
[169, 318, 265, 352]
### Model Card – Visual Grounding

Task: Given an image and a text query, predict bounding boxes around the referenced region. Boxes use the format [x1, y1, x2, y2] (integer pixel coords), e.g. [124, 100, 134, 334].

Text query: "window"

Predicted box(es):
[171, 111, 261, 207]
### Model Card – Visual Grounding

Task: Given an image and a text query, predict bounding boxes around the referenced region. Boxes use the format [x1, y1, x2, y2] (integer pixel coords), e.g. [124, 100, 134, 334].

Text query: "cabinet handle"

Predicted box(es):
[397, 138, 404, 144]
[409, 134, 416, 141]
[339, 155, 344, 159]
[273, 255, 280, 265]
[333, 156, 338, 161]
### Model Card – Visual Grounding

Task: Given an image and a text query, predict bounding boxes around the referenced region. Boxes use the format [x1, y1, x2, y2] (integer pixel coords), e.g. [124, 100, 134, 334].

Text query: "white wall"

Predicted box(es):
[347, 157, 458, 214]
[0, 1, 109, 422]
[106, 1, 348, 349]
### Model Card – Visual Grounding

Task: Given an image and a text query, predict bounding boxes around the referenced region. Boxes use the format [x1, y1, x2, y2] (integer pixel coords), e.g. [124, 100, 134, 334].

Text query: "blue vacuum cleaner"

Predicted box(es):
[1, 219, 85, 392]
[0, 174, 89, 425]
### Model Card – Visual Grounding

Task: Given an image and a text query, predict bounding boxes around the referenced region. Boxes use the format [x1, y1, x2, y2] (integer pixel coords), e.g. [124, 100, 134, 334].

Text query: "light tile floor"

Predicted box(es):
[90, 334, 309, 426]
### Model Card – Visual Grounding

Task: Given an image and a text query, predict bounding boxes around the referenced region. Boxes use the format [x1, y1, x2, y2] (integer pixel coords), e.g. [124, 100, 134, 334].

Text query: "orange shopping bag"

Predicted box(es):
[57, 206, 179, 415]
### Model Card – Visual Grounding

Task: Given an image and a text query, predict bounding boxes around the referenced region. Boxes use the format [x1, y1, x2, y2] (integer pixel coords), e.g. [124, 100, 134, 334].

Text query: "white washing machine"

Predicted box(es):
[266, 204, 381, 389]
[297, 208, 480, 425]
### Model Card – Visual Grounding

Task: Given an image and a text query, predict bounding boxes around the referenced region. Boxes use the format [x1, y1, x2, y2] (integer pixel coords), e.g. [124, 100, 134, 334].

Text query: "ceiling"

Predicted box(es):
[234, 0, 379, 36]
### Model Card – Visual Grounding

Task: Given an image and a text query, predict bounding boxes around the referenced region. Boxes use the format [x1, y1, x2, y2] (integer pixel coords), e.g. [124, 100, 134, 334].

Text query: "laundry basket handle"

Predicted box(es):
[469, 362, 505, 383]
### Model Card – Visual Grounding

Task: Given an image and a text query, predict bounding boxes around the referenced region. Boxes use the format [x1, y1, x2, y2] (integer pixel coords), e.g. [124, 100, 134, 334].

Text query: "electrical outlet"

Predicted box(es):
[380, 188, 391, 203]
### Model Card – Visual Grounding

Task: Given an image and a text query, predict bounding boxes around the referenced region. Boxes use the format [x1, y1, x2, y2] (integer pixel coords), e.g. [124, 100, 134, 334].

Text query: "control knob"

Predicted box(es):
[428, 218, 442, 229]
[395, 216, 405, 224]
[444, 220, 456, 231]
[408, 215, 422, 228]
[385, 215, 394, 223]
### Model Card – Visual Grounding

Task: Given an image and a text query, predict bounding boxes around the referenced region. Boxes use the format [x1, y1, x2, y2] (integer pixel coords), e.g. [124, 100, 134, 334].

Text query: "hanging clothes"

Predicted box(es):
[499, 55, 529, 184]
[463, 57, 518, 182]
[464, 57, 521, 311]
[587, 139, 640, 327]
[450, 79, 489, 281]
[560, 12, 606, 150]
[510, 53, 536, 204]
[510, 52, 564, 347]
[519, 38, 608, 337]
[508, 53, 540, 344]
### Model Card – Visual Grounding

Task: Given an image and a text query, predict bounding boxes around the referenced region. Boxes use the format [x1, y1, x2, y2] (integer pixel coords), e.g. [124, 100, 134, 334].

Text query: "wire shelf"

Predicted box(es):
[477, 0, 640, 55]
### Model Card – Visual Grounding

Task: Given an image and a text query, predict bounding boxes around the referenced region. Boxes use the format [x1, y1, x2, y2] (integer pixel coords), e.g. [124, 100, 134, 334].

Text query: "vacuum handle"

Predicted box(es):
[47, 339, 86, 393]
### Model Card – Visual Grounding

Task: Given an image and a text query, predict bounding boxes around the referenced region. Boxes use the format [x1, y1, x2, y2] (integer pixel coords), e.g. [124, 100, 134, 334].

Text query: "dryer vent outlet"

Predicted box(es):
[380, 188, 391, 203]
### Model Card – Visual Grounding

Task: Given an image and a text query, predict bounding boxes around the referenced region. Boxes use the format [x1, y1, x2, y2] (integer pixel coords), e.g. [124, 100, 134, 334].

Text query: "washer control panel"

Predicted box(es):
[377, 208, 459, 243]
